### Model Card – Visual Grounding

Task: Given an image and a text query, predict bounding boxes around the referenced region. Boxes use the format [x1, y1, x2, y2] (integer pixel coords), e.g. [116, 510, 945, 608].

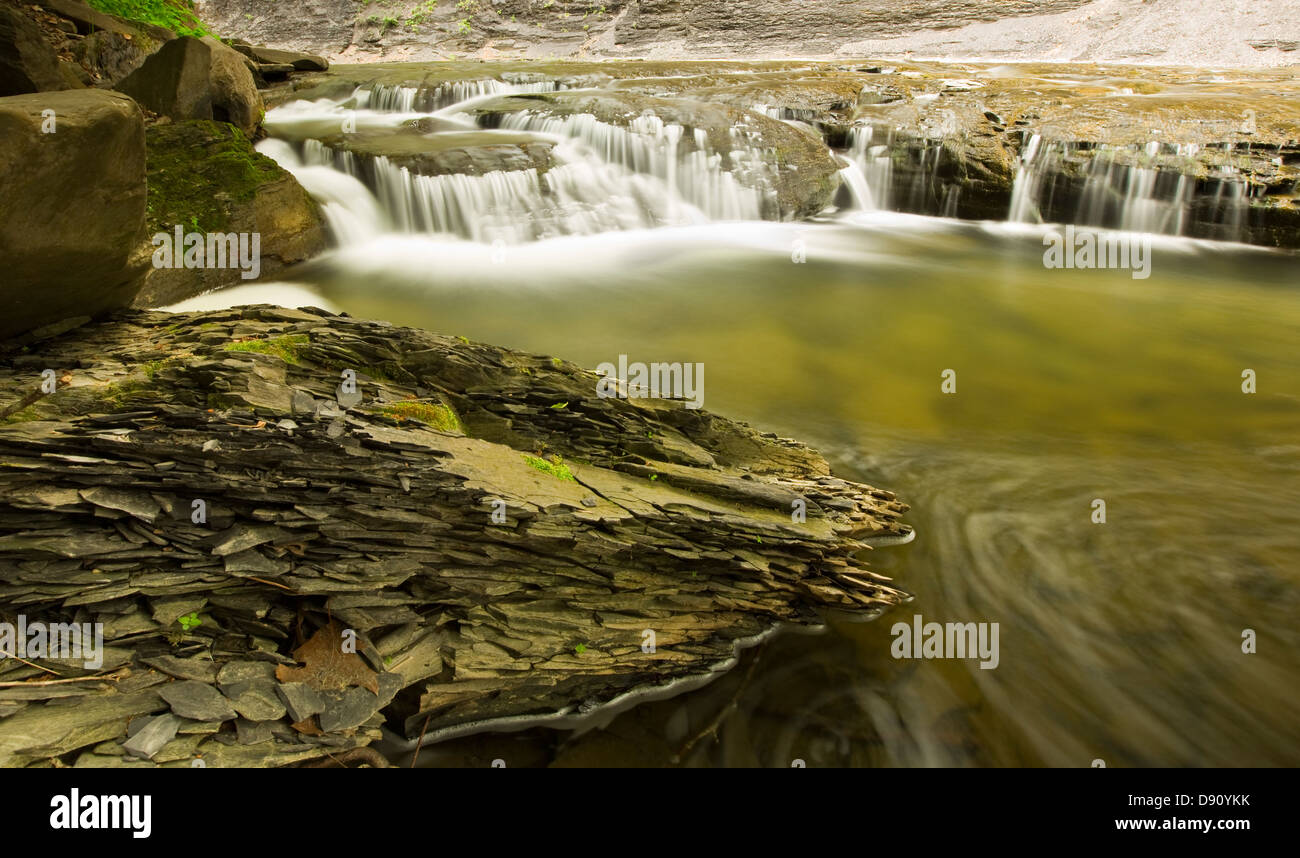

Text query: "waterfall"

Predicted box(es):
[844, 124, 953, 215]
[292, 136, 710, 243]
[1007, 133, 1046, 223]
[844, 125, 893, 210]
[358, 79, 563, 113]
[1008, 137, 1249, 241]
[493, 110, 771, 220]
[838, 165, 876, 210]
[256, 139, 385, 243]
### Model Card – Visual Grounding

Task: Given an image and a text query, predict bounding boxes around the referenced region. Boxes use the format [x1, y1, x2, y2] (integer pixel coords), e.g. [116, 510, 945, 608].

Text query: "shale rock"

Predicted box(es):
[0, 306, 912, 766]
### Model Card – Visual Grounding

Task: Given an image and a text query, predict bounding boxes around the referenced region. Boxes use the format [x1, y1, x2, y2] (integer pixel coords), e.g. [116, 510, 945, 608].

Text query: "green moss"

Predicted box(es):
[0, 406, 41, 426]
[86, 0, 210, 37]
[145, 121, 286, 233]
[100, 378, 150, 408]
[377, 400, 464, 433]
[140, 357, 182, 379]
[523, 454, 576, 481]
[225, 335, 311, 364]
[206, 392, 235, 409]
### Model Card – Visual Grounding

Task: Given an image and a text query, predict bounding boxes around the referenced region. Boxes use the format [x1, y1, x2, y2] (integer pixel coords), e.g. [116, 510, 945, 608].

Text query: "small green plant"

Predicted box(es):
[457, 18, 472, 34]
[178, 612, 202, 632]
[574, 644, 587, 655]
[550, 401, 568, 410]
[523, 454, 576, 481]
[649, 474, 658, 481]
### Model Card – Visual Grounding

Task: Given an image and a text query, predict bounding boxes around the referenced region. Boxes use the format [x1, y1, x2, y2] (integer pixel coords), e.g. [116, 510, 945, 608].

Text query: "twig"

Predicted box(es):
[0, 647, 62, 676]
[305, 747, 392, 768]
[0, 373, 69, 421]
[246, 576, 294, 592]
[410, 713, 432, 768]
[0, 671, 122, 687]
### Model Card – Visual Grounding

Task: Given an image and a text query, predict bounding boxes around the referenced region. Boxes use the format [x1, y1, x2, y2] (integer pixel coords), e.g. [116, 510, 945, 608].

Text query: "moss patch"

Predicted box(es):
[0, 406, 42, 426]
[99, 378, 151, 409]
[523, 454, 576, 481]
[225, 335, 311, 364]
[145, 121, 287, 233]
[377, 400, 464, 433]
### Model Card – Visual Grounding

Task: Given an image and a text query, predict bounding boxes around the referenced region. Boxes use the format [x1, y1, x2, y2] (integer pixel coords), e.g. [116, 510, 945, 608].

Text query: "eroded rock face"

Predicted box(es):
[131, 120, 327, 308]
[115, 36, 263, 137]
[194, 0, 1299, 67]
[194, 0, 1101, 61]
[197, 0, 359, 56]
[0, 90, 147, 340]
[0, 307, 912, 766]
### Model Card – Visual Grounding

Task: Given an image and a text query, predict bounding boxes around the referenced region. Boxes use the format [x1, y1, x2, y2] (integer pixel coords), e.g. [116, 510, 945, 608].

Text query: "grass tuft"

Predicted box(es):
[523, 454, 576, 481]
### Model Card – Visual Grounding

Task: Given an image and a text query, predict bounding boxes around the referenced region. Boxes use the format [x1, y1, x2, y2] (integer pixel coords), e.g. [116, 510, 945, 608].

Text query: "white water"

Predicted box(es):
[262, 77, 1266, 255]
[259, 80, 795, 244]
[1007, 137, 1251, 240]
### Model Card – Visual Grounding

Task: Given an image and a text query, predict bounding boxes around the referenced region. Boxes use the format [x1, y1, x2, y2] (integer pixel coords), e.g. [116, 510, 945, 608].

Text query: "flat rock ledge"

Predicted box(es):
[0, 306, 910, 767]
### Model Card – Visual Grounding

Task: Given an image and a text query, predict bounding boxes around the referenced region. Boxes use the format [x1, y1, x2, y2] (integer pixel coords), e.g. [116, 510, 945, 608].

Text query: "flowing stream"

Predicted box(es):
[175, 67, 1300, 766]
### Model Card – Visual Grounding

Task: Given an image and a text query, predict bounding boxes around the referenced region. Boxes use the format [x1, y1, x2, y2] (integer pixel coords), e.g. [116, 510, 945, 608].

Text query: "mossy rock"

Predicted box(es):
[133, 119, 326, 307]
[144, 119, 283, 233]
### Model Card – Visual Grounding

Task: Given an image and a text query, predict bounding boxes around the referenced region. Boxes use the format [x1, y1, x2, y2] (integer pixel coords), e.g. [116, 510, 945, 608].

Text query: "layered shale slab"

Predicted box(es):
[0, 306, 911, 767]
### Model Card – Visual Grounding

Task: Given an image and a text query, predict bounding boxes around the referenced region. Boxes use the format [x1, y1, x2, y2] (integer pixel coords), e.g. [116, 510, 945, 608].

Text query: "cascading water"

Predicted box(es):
[493, 110, 771, 220]
[259, 80, 795, 243]
[845, 125, 893, 210]
[255, 138, 384, 243]
[1008, 136, 1251, 241]
[841, 124, 953, 215]
[361, 79, 563, 113]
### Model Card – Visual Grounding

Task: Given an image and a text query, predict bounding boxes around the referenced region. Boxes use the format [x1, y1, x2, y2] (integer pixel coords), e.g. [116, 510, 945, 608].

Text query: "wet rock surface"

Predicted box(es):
[0, 306, 912, 766]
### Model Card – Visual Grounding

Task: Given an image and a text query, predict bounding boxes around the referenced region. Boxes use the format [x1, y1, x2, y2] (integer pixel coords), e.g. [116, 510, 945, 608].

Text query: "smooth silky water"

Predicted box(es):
[184, 70, 1300, 766]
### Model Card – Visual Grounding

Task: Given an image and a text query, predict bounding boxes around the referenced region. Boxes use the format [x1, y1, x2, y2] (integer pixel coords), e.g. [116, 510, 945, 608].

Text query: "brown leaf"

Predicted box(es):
[276, 621, 380, 694]
[291, 717, 322, 736]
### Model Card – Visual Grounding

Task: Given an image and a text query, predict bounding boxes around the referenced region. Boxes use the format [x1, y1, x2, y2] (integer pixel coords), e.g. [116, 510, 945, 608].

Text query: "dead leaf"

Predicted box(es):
[291, 717, 322, 735]
[276, 620, 379, 694]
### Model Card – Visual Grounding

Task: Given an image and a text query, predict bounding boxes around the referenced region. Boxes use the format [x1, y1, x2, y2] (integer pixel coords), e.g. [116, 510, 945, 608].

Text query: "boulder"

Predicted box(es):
[0, 90, 147, 340]
[0, 4, 73, 95]
[231, 43, 329, 71]
[130, 120, 327, 307]
[115, 36, 262, 136]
